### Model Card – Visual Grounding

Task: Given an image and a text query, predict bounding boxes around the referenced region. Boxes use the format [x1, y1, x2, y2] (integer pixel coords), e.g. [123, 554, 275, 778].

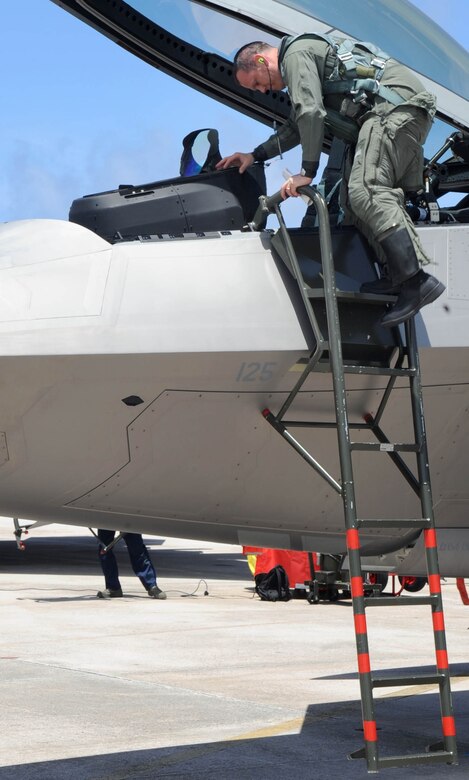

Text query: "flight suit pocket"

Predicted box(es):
[383, 105, 432, 145]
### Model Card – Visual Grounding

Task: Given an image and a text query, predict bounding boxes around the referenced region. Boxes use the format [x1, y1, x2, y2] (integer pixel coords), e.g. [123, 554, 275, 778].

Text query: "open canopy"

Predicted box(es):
[53, 0, 469, 138]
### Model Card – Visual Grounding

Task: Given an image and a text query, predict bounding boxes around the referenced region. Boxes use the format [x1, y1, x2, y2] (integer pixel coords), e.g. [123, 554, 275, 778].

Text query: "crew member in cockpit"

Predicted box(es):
[216, 35, 444, 328]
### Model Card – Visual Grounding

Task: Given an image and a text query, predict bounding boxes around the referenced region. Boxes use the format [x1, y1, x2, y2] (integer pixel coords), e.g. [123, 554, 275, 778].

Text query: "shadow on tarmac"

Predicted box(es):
[0, 692, 467, 780]
[0, 535, 249, 581]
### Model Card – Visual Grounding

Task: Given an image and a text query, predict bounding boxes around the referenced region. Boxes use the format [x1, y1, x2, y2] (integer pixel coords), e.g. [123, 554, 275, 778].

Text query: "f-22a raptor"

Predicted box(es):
[2, 0, 469, 587]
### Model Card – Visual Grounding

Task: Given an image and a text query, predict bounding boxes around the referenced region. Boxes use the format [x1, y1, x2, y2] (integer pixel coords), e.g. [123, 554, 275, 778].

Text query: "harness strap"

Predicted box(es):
[282, 33, 406, 109]
[323, 78, 405, 106]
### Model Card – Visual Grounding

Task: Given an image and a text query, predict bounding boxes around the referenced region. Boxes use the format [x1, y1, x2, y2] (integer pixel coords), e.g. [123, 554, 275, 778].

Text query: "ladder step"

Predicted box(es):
[377, 750, 455, 769]
[372, 673, 446, 688]
[306, 289, 397, 304]
[343, 365, 416, 377]
[357, 518, 432, 529]
[350, 442, 418, 452]
[364, 595, 437, 607]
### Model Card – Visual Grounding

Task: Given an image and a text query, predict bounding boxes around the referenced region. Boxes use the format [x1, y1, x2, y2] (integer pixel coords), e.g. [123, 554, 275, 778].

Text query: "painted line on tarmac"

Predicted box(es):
[95, 722, 307, 778]
[227, 714, 310, 740]
[96, 712, 344, 778]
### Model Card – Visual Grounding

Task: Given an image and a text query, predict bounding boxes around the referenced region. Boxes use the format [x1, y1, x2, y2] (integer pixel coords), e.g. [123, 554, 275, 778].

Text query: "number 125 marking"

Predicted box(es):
[236, 362, 277, 382]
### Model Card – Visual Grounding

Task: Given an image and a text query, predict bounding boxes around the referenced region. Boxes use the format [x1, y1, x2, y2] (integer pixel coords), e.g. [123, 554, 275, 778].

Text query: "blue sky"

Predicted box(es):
[1, 0, 468, 224]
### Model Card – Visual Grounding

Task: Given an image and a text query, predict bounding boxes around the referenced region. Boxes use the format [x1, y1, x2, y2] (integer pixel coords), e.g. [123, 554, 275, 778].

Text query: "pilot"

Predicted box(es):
[216, 36, 444, 327]
[96, 529, 167, 600]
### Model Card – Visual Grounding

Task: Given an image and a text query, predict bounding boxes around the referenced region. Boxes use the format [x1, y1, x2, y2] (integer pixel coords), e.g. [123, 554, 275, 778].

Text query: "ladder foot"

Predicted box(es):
[348, 747, 366, 760]
[427, 741, 458, 763]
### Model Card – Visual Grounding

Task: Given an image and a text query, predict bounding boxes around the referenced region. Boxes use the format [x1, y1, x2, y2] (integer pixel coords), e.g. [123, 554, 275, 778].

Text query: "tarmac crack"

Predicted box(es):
[13, 657, 305, 716]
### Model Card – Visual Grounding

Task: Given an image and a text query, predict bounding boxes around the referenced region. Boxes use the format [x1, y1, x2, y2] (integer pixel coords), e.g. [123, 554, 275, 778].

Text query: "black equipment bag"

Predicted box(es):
[255, 565, 292, 602]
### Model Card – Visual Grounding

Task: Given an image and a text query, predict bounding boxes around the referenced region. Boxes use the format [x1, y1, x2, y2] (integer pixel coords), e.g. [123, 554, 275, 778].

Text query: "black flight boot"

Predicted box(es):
[378, 228, 445, 328]
[360, 271, 399, 296]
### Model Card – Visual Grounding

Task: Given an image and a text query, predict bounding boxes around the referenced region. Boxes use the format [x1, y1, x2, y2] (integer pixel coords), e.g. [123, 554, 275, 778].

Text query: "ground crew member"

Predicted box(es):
[216, 36, 444, 327]
[96, 529, 166, 599]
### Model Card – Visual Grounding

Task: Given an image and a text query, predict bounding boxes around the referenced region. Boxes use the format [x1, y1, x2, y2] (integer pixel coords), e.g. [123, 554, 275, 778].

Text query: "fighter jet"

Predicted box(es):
[2, 0, 469, 583]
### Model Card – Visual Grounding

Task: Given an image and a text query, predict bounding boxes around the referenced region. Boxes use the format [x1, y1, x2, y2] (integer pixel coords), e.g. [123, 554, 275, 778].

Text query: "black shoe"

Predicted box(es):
[360, 277, 400, 295]
[97, 588, 123, 599]
[148, 585, 167, 600]
[381, 271, 445, 328]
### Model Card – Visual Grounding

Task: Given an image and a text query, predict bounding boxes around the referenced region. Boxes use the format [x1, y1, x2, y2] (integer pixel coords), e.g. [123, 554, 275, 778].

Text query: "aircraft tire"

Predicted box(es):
[398, 575, 427, 592]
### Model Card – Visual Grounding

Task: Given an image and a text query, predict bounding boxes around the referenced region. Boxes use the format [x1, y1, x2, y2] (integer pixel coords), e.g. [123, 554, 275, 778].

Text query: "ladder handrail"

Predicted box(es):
[294, 187, 358, 523]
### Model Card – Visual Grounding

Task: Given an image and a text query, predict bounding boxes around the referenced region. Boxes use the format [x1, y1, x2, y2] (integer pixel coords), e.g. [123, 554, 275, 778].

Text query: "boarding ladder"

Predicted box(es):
[249, 187, 458, 772]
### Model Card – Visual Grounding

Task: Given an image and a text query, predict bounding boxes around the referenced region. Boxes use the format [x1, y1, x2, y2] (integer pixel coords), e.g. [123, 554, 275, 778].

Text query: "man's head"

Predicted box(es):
[234, 41, 284, 93]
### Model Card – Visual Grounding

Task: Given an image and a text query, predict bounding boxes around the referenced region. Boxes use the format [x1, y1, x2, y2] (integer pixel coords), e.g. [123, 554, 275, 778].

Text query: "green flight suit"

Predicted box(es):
[252, 35, 436, 267]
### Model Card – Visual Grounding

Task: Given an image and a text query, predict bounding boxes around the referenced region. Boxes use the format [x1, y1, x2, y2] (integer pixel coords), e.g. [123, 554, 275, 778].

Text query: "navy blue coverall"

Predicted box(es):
[97, 529, 158, 592]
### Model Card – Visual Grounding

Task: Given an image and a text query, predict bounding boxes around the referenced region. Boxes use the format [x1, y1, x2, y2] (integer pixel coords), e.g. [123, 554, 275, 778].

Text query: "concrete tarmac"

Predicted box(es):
[0, 523, 468, 779]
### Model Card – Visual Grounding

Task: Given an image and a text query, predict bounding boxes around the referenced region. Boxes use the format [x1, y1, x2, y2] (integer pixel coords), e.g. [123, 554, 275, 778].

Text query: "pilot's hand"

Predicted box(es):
[216, 152, 254, 174]
[281, 173, 313, 199]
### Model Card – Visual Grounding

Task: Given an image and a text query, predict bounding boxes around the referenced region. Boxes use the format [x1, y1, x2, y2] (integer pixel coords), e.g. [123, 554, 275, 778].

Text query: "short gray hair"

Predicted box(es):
[234, 41, 270, 73]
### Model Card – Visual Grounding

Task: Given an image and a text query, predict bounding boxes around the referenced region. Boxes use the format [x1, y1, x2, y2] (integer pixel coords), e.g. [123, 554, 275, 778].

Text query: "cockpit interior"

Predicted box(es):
[69, 125, 469, 244]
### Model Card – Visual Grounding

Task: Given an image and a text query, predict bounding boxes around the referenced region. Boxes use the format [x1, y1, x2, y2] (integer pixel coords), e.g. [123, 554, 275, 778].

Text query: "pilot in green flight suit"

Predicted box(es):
[216, 35, 444, 328]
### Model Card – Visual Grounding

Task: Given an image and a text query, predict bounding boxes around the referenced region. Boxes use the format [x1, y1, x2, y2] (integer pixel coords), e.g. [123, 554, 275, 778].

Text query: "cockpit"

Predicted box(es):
[69, 125, 469, 243]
